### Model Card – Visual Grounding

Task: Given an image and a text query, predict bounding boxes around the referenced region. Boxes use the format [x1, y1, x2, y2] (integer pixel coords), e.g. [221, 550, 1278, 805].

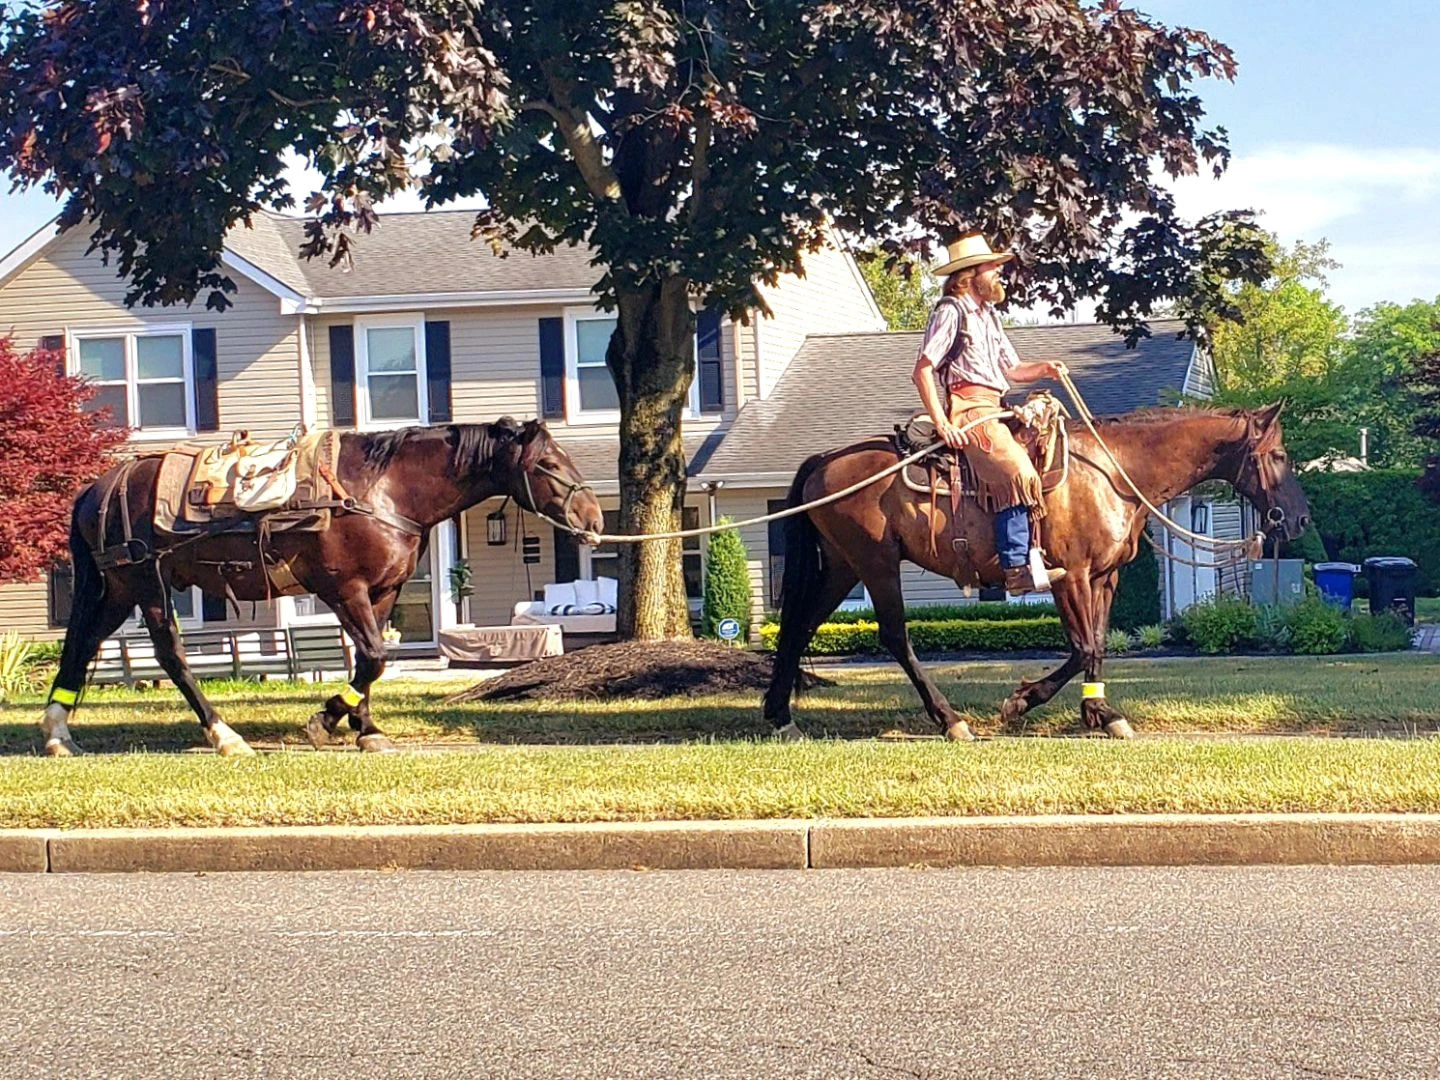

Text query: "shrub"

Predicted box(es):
[1285, 596, 1349, 655]
[757, 616, 1066, 655]
[1181, 594, 1258, 654]
[1253, 604, 1294, 653]
[1111, 541, 1161, 631]
[0, 631, 34, 701]
[777, 601, 1059, 625]
[1136, 624, 1166, 649]
[701, 520, 753, 642]
[1105, 628, 1132, 654]
[1349, 611, 1414, 652]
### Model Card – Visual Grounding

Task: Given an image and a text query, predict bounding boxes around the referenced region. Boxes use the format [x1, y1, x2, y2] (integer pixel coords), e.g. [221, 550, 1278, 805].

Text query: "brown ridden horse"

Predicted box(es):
[763, 404, 1310, 740]
[40, 418, 602, 757]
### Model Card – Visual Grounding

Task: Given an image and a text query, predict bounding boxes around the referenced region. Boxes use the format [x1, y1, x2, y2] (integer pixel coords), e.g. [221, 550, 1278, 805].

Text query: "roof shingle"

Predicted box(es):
[697, 320, 1197, 478]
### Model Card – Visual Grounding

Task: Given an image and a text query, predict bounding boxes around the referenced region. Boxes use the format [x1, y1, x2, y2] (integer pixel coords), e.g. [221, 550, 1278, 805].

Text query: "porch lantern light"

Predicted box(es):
[486, 509, 507, 546]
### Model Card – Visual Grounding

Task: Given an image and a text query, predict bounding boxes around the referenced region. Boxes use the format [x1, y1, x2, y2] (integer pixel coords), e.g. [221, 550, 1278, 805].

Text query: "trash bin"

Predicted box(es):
[1362, 556, 1419, 625]
[1313, 562, 1360, 611]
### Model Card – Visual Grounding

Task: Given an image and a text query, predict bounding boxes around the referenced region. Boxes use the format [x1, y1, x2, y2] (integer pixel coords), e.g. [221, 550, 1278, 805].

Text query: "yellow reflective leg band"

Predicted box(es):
[339, 685, 364, 709]
[50, 687, 78, 707]
[1082, 682, 1106, 700]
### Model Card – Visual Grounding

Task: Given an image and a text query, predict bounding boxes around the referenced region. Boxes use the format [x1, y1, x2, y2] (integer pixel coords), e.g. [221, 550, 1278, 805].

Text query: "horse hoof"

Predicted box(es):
[207, 721, 256, 757]
[998, 696, 1027, 723]
[945, 721, 976, 742]
[305, 713, 337, 750]
[773, 721, 805, 742]
[1103, 719, 1136, 740]
[357, 734, 398, 754]
[44, 737, 81, 758]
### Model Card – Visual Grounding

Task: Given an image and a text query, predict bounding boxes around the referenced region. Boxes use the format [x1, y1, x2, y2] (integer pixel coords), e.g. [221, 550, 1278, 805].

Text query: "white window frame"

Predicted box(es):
[67, 324, 194, 441]
[354, 313, 428, 430]
[119, 586, 205, 633]
[562, 305, 703, 424]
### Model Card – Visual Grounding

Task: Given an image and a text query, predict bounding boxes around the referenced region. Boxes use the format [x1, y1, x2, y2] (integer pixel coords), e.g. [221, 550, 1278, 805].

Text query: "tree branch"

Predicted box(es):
[687, 106, 712, 226]
[537, 63, 624, 207]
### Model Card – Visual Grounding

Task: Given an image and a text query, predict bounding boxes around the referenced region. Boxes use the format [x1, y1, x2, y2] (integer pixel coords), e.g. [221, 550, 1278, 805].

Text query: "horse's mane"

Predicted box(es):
[359, 424, 500, 478]
[1091, 406, 1243, 428]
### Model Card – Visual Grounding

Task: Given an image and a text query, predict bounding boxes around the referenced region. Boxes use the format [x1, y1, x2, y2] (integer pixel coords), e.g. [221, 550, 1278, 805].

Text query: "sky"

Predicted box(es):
[2, 0, 1438, 317]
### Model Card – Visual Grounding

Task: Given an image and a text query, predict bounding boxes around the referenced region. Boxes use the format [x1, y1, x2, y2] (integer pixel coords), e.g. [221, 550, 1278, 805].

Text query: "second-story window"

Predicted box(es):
[562, 306, 711, 423]
[71, 327, 192, 436]
[356, 314, 427, 428]
[568, 311, 621, 418]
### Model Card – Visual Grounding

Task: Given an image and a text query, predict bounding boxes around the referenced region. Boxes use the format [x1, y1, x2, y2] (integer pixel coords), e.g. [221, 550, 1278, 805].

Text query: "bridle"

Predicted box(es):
[520, 459, 596, 535]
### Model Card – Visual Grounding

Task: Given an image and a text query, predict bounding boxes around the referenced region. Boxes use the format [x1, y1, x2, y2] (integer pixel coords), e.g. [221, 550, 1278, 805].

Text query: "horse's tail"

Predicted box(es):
[765, 455, 827, 714]
[52, 489, 106, 697]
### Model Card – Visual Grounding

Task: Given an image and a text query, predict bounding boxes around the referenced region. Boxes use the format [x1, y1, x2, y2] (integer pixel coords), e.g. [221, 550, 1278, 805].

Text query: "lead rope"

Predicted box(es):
[559, 410, 1012, 546]
[530, 373, 1265, 562]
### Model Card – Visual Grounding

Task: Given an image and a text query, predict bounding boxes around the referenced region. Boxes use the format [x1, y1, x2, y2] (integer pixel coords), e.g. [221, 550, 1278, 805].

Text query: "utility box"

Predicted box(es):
[1249, 559, 1305, 607]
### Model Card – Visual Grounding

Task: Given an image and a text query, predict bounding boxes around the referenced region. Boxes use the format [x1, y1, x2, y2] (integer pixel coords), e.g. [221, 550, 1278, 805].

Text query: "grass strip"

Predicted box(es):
[0, 738, 1438, 829]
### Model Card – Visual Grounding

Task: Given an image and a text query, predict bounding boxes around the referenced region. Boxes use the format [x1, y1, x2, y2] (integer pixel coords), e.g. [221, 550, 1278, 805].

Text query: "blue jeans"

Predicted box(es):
[995, 505, 1030, 569]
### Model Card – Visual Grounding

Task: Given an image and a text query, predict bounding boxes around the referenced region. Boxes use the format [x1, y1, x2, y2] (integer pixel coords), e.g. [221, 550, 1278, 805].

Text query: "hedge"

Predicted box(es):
[1111, 541, 1161, 632]
[763, 601, 1058, 626]
[757, 616, 1067, 654]
[1299, 469, 1440, 593]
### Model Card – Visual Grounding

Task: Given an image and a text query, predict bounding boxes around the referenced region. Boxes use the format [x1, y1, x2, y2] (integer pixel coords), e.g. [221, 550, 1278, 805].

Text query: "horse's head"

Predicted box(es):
[494, 418, 604, 536]
[1231, 402, 1311, 541]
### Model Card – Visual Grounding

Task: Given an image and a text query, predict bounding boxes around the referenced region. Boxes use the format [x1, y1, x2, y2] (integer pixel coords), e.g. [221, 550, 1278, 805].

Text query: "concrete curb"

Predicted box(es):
[6, 814, 1440, 874]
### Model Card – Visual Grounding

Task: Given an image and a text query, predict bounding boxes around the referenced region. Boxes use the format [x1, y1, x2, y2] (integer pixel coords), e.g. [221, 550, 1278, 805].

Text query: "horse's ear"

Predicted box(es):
[518, 419, 547, 470]
[1254, 401, 1285, 429]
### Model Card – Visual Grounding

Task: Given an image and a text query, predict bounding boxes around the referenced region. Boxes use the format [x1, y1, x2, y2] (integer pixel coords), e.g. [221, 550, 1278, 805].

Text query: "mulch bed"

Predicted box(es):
[446, 640, 834, 704]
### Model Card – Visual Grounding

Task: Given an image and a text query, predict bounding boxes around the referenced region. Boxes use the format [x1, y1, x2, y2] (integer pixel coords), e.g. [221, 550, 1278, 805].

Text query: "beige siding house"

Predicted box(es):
[0, 211, 885, 645]
[0, 209, 1224, 650]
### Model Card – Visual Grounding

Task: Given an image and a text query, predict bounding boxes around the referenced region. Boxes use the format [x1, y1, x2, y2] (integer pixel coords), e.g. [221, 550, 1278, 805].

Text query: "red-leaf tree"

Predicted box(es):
[0, 0, 1270, 637]
[0, 338, 130, 583]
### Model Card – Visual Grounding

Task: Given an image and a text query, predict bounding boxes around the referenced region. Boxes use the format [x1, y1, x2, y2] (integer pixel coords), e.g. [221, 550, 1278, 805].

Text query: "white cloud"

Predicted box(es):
[1170, 144, 1440, 237]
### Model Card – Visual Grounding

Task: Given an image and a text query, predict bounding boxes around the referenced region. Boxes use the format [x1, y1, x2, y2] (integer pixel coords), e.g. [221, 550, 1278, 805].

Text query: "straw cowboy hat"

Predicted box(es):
[932, 233, 1015, 277]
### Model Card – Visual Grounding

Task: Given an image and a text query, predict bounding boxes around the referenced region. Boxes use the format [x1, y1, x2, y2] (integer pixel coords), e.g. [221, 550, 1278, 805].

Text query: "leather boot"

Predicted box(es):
[1004, 564, 1067, 595]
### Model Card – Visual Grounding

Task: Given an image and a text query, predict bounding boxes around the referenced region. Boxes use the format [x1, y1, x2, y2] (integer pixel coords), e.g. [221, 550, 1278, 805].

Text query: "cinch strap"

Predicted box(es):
[1082, 682, 1106, 700]
[49, 687, 78, 707]
[339, 685, 364, 708]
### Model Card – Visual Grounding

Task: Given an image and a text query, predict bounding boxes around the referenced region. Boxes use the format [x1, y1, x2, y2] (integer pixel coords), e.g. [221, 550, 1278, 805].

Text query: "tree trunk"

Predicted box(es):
[610, 277, 695, 640]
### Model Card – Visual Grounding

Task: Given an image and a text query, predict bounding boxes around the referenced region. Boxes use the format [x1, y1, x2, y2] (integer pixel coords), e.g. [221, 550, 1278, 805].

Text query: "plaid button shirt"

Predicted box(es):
[917, 293, 1020, 393]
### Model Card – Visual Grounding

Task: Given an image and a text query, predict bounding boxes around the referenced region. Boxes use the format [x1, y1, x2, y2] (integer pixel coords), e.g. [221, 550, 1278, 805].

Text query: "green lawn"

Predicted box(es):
[2, 654, 1437, 828]
[1415, 596, 1440, 623]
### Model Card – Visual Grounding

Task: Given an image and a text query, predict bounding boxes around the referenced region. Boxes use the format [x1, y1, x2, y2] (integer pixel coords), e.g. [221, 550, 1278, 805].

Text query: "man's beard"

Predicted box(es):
[977, 275, 1005, 304]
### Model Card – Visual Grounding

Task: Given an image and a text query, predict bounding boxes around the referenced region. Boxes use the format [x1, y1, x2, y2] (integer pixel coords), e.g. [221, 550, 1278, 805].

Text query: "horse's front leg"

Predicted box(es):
[1079, 571, 1134, 739]
[998, 576, 1087, 728]
[305, 588, 400, 753]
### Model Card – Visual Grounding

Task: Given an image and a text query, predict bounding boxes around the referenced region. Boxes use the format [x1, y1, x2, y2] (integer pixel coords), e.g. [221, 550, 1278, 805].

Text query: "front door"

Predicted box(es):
[389, 547, 437, 645]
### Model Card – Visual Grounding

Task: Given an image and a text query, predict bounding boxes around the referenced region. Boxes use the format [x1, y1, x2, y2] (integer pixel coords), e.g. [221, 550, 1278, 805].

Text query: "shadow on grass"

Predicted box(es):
[4, 654, 1437, 756]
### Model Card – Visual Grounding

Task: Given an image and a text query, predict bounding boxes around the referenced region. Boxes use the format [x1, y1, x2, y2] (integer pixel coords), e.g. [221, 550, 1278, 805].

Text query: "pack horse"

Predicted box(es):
[40, 418, 602, 757]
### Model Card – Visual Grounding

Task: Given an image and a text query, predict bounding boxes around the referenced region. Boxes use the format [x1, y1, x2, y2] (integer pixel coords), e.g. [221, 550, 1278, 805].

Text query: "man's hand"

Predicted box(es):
[937, 418, 971, 450]
[1046, 361, 1069, 380]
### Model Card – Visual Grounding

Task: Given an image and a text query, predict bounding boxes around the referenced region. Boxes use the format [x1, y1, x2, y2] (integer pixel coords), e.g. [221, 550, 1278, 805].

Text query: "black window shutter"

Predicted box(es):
[553, 526, 579, 584]
[201, 592, 228, 623]
[47, 563, 73, 628]
[538, 317, 564, 419]
[766, 498, 787, 606]
[697, 308, 724, 413]
[425, 320, 452, 423]
[329, 325, 356, 427]
[40, 335, 65, 379]
[191, 328, 220, 432]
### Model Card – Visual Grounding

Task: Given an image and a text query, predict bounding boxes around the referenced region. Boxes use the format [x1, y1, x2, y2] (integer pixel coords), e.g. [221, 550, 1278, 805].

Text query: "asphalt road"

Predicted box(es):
[2, 867, 1438, 1079]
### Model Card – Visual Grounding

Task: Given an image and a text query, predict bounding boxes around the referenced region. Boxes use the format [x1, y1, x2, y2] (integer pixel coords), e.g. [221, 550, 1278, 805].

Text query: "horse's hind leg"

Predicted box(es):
[41, 591, 134, 757]
[867, 562, 973, 741]
[763, 559, 859, 739]
[138, 596, 253, 757]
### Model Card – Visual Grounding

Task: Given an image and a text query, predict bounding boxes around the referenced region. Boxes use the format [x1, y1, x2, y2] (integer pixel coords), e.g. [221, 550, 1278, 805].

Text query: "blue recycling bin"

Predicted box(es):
[1312, 561, 1359, 611]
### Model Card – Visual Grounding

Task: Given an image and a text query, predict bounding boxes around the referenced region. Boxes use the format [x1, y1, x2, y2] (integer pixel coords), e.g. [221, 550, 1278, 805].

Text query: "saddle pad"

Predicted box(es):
[178, 430, 337, 524]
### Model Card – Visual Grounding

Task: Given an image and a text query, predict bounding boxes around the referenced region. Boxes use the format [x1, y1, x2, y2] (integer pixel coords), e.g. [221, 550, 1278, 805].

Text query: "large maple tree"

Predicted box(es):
[0, 0, 1268, 637]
